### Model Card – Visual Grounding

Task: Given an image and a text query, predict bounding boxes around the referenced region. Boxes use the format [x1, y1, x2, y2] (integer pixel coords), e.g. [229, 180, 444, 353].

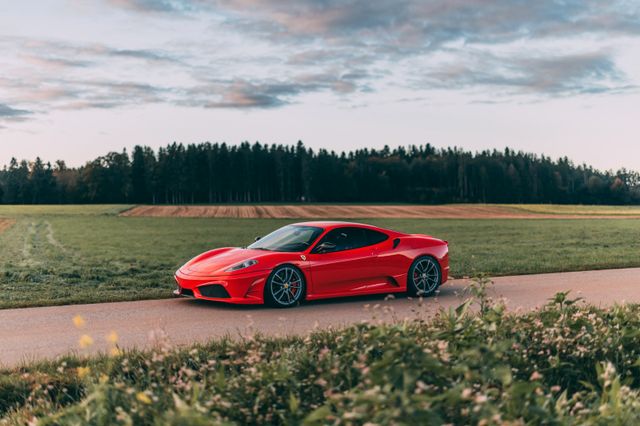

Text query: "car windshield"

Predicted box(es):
[248, 225, 324, 253]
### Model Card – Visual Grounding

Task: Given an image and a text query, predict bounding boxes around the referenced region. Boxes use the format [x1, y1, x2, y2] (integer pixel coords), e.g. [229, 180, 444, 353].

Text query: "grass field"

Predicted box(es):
[510, 204, 640, 216]
[1, 205, 640, 309]
[0, 205, 132, 216]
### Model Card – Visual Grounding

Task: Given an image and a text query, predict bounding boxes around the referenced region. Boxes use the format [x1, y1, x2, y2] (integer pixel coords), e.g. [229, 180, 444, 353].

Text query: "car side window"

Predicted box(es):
[364, 229, 389, 245]
[313, 227, 368, 253]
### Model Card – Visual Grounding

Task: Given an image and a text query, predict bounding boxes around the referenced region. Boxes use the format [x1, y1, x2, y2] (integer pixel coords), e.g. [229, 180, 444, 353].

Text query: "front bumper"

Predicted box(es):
[174, 268, 269, 304]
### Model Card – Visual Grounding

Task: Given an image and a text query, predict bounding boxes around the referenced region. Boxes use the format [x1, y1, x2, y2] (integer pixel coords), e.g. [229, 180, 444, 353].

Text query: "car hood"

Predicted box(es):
[180, 247, 273, 277]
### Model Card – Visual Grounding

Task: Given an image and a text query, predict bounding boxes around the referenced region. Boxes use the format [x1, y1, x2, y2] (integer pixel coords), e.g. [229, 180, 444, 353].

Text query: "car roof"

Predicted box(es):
[291, 221, 389, 231]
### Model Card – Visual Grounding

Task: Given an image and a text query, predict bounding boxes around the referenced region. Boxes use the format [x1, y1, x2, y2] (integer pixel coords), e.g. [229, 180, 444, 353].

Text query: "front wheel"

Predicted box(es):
[264, 265, 306, 308]
[408, 256, 441, 297]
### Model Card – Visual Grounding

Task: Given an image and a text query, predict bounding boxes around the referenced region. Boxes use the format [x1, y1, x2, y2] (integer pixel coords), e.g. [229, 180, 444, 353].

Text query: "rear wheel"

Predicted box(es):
[408, 256, 441, 297]
[264, 265, 305, 308]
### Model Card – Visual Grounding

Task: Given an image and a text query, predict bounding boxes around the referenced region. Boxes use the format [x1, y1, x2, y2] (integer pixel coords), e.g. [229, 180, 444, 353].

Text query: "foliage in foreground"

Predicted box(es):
[4, 293, 640, 425]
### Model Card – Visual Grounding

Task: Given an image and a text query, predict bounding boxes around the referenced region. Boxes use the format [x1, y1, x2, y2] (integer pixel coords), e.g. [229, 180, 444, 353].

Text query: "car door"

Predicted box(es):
[307, 227, 379, 296]
[362, 228, 407, 288]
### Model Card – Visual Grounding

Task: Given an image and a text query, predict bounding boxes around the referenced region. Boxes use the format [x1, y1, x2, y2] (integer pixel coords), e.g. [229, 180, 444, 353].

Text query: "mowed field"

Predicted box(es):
[0, 219, 15, 233]
[123, 203, 640, 219]
[1, 204, 640, 309]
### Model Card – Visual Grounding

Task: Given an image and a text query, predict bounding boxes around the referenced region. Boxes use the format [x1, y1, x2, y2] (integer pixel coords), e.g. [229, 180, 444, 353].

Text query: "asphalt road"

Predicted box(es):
[1, 267, 639, 368]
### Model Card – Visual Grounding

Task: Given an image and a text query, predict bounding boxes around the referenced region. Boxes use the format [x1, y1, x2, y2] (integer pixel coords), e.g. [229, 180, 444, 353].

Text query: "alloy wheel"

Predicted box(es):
[269, 266, 303, 307]
[411, 257, 440, 296]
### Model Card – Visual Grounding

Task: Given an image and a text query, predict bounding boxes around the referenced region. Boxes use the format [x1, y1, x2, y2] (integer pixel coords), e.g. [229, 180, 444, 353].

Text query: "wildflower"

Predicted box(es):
[415, 380, 427, 394]
[530, 371, 543, 381]
[72, 315, 86, 329]
[319, 347, 331, 359]
[77, 366, 90, 379]
[79, 335, 94, 349]
[136, 392, 152, 405]
[436, 340, 449, 351]
[315, 378, 328, 387]
[110, 347, 122, 357]
[474, 394, 488, 404]
[461, 388, 473, 399]
[106, 331, 119, 344]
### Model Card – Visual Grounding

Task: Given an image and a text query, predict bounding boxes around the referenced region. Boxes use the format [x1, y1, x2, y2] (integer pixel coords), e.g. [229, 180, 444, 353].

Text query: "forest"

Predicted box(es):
[1, 141, 639, 204]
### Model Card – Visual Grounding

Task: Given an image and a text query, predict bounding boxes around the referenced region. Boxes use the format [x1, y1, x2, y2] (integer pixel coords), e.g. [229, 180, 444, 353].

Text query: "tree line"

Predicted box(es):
[1, 141, 639, 204]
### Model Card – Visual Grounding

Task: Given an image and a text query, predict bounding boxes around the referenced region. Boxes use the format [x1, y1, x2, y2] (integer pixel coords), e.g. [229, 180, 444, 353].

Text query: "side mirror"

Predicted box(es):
[254, 236, 262, 242]
[315, 241, 336, 253]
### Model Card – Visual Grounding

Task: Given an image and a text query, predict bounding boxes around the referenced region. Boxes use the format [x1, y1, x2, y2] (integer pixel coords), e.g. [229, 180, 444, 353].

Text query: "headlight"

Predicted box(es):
[225, 259, 258, 272]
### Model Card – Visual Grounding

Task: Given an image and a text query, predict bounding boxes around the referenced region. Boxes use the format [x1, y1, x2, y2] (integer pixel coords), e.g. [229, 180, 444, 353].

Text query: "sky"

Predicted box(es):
[1, 0, 639, 170]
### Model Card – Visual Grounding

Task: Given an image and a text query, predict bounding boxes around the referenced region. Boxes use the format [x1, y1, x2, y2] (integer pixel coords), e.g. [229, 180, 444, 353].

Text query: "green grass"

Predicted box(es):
[0, 205, 133, 216]
[4, 294, 640, 424]
[1, 205, 640, 309]
[508, 204, 640, 215]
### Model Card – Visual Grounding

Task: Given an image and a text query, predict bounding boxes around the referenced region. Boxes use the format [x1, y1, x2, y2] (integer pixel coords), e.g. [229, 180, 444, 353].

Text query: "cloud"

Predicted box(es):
[107, 48, 180, 63]
[112, 1, 640, 48]
[0, 0, 638, 133]
[22, 55, 93, 68]
[107, 0, 196, 12]
[95, 0, 640, 99]
[0, 37, 188, 120]
[204, 85, 288, 108]
[45, 80, 170, 110]
[421, 49, 633, 97]
[0, 104, 31, 118]
[185, 71, 369, 109]
[2, 37, 183, 68]
[0, 103, 32, 126]
[0, 70, 170, 113]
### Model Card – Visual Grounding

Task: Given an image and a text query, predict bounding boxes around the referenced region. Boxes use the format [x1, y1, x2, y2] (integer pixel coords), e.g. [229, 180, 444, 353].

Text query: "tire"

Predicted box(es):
[407, 256, 441, 297]
[264, 265, 306, 308]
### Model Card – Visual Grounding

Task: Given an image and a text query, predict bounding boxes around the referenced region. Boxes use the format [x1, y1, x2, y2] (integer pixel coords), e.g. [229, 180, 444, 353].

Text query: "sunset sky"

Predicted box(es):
[1, 0, 639, 170]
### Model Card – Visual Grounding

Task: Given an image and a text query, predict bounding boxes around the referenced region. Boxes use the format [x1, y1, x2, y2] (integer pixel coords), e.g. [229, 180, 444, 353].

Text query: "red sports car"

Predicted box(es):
[174, 221, 449, 308]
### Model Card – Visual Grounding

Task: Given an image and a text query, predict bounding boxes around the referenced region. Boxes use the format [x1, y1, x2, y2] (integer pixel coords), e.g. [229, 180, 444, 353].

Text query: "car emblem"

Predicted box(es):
[300, 255, 306, 261]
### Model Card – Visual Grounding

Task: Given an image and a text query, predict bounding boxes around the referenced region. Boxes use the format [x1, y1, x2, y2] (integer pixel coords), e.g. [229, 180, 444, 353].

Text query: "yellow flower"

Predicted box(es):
[79, 334, 94, 349]
[72, 315, 86, 329]
[106, 331, 119, 345]
[99, 374, 109, 384]
[136, 392, 152, 405]
[77, 366, 91, 379]
[109, 347, 122, 357]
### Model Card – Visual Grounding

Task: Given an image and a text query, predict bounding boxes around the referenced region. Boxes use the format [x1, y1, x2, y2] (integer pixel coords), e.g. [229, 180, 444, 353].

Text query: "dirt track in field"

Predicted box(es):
[0, 219, 15, 233]
[121, 205, 640, 219]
